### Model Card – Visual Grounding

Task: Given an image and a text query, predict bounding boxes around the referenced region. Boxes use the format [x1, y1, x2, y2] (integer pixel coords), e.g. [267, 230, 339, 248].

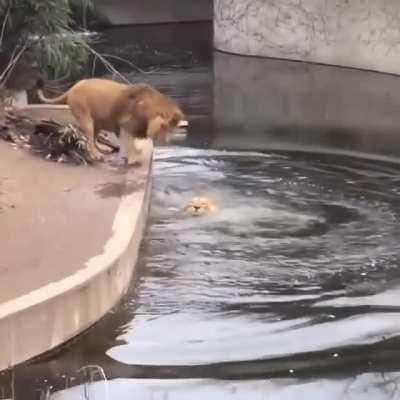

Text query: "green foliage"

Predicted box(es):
[37, 31, 91, 77]
[0, 0, 93, 82]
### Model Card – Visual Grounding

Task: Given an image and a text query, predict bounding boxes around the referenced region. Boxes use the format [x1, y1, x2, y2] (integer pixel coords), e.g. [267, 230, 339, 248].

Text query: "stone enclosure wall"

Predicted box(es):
[214, 0, 400, 74]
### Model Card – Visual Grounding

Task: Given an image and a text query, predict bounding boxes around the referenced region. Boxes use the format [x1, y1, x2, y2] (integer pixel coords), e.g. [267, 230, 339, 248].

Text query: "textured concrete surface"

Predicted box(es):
[212, 51, 400, 158]
[0, 113, 153, 369]
[94, 0, 212, 25]
[214, 0, 400, 74]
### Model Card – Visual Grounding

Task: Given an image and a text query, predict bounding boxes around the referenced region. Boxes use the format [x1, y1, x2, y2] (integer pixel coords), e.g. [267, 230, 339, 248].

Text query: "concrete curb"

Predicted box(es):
[0, 106, 153, 370]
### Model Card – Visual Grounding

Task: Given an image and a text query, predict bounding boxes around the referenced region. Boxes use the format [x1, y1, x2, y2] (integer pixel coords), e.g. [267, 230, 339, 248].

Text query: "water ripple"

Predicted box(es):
[108, 148, 400, 366]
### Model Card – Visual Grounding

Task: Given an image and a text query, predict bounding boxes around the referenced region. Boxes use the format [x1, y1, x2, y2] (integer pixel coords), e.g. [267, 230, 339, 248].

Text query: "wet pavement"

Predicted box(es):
[5, 22, 400, 400]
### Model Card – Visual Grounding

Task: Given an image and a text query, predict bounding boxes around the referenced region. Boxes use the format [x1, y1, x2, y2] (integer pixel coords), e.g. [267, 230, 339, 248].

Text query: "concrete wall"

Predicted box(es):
[212, 51, 400, 158]
[214, 0, 400, 75]
[93, 0, 212, 25]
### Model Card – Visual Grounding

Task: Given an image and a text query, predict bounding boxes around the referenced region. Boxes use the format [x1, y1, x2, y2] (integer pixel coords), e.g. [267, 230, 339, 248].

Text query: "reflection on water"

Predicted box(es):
[50, 372, 400, 400]
[109, 148, 400, 366]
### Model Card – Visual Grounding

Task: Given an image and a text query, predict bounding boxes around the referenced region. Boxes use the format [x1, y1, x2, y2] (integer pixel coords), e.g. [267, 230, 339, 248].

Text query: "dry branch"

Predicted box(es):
[0, 104, 117, 165]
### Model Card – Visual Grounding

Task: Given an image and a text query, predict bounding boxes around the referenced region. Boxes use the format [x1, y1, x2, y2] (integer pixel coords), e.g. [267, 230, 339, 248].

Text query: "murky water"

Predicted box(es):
[109, 148, 400, 367]
[6, 22, 400, 400]
[48, 373, 400, 400]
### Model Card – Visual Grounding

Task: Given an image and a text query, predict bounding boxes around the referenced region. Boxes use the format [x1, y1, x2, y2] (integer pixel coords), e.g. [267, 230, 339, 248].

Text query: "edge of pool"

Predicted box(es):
[0, 105, 153, 370]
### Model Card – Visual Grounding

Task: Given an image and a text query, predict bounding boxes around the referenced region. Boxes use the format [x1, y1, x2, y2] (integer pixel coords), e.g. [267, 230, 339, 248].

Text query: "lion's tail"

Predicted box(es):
[36, 79, 68, 104]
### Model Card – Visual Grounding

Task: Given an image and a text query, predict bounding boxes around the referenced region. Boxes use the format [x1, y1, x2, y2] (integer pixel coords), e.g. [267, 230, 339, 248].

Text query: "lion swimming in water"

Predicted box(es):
[183, 196, 217, 217]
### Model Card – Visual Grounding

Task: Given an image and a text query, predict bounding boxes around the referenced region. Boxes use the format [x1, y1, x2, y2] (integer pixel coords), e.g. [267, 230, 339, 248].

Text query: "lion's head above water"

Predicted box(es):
[184, 196, 217, 217]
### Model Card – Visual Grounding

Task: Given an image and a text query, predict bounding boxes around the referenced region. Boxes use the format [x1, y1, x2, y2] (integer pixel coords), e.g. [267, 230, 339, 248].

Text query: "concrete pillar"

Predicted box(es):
[214, 0, 400, 75]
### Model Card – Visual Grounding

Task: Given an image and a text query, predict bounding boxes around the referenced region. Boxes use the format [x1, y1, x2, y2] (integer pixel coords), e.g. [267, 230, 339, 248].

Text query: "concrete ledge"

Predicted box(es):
[0, 106, 153, 370]
[21, 104, 77, 125]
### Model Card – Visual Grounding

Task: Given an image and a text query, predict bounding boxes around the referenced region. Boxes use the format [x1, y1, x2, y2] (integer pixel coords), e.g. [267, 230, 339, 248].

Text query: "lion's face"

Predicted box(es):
[184, 196, 217, 217]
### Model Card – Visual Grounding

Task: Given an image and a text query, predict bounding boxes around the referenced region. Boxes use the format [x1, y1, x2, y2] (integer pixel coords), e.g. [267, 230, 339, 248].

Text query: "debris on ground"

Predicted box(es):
[0, 104, 118, 165]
